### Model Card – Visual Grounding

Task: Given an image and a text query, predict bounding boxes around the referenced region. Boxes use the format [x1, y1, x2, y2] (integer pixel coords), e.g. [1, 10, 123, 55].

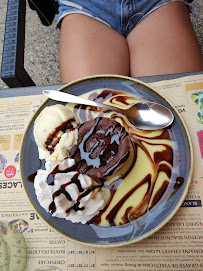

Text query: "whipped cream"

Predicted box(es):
[34, 158, 108, 224]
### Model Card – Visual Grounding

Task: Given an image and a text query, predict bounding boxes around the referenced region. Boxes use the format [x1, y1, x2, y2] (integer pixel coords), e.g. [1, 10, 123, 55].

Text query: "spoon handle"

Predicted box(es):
[43, 90, 122, 112]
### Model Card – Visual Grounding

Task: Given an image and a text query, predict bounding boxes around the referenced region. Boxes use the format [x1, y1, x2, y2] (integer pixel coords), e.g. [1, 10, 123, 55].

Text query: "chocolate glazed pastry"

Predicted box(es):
[69, 117, 131, 180]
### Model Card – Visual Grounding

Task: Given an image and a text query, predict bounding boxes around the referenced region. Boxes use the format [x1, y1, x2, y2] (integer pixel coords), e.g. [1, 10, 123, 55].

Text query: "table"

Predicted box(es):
[0, 72, 203, 271]
[0, 71, 201, 98]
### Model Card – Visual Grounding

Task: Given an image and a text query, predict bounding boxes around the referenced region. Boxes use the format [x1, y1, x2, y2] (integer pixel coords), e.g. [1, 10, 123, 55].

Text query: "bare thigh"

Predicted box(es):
[59, 14, 130, 83]
[127, 1, 203, 77]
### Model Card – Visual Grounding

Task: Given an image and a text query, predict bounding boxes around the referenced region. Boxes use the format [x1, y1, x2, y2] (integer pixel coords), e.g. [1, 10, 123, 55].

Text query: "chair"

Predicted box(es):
[1, 0, 58, 88]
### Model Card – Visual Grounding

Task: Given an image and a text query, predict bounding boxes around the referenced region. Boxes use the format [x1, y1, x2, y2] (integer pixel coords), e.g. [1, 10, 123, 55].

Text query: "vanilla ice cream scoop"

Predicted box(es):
[46, 129, 78, 162]
[34, 104, 76, 152]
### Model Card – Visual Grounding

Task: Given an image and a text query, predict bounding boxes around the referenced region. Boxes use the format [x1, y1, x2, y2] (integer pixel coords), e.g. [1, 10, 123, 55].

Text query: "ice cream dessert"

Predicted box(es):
[33, 104, 78, 161]
[33, 106, 114, 224]
[32, 89, 182, 227]
[0, 153, 7, 173]
[14, 153, 20, 172]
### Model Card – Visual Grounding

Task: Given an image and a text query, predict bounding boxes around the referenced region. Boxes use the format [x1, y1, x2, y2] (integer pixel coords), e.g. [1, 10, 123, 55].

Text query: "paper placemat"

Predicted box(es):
[0, 74, 202, 271]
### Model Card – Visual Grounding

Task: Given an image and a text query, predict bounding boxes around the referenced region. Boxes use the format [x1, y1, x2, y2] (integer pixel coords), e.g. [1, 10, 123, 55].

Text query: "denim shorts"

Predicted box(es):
[56, 0, 192, 37]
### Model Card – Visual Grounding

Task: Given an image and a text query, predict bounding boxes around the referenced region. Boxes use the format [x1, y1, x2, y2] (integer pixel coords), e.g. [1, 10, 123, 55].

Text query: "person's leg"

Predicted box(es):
[127, 1, 203, 77]
[59, 14, 130, 83]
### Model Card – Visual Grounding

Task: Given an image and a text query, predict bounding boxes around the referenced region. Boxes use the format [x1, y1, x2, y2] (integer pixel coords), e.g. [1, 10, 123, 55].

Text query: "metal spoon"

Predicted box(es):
[43, 90, 174, 130]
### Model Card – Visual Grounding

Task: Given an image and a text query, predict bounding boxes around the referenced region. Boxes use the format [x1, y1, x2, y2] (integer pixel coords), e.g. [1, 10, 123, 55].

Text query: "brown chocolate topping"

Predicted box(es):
[48, 171, 103, 215]
[45, 118, 75, 151]
[69, 117, 131, 179]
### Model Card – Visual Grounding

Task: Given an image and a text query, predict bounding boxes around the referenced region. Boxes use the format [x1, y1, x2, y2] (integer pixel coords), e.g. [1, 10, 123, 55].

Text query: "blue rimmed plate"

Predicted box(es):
[20, 75, 193, 247]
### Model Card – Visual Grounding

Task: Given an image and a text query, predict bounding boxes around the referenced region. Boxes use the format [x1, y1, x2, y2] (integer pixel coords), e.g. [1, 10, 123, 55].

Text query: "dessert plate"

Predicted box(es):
[20, 75, 193, 247]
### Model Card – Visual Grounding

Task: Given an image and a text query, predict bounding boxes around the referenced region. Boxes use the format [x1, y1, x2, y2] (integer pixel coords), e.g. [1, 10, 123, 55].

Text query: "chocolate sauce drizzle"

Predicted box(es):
[45, 118, 75, 151]
[48, 172, 103, 215]
[70, 117, 130, 178]
[106, 174, 152, 225]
